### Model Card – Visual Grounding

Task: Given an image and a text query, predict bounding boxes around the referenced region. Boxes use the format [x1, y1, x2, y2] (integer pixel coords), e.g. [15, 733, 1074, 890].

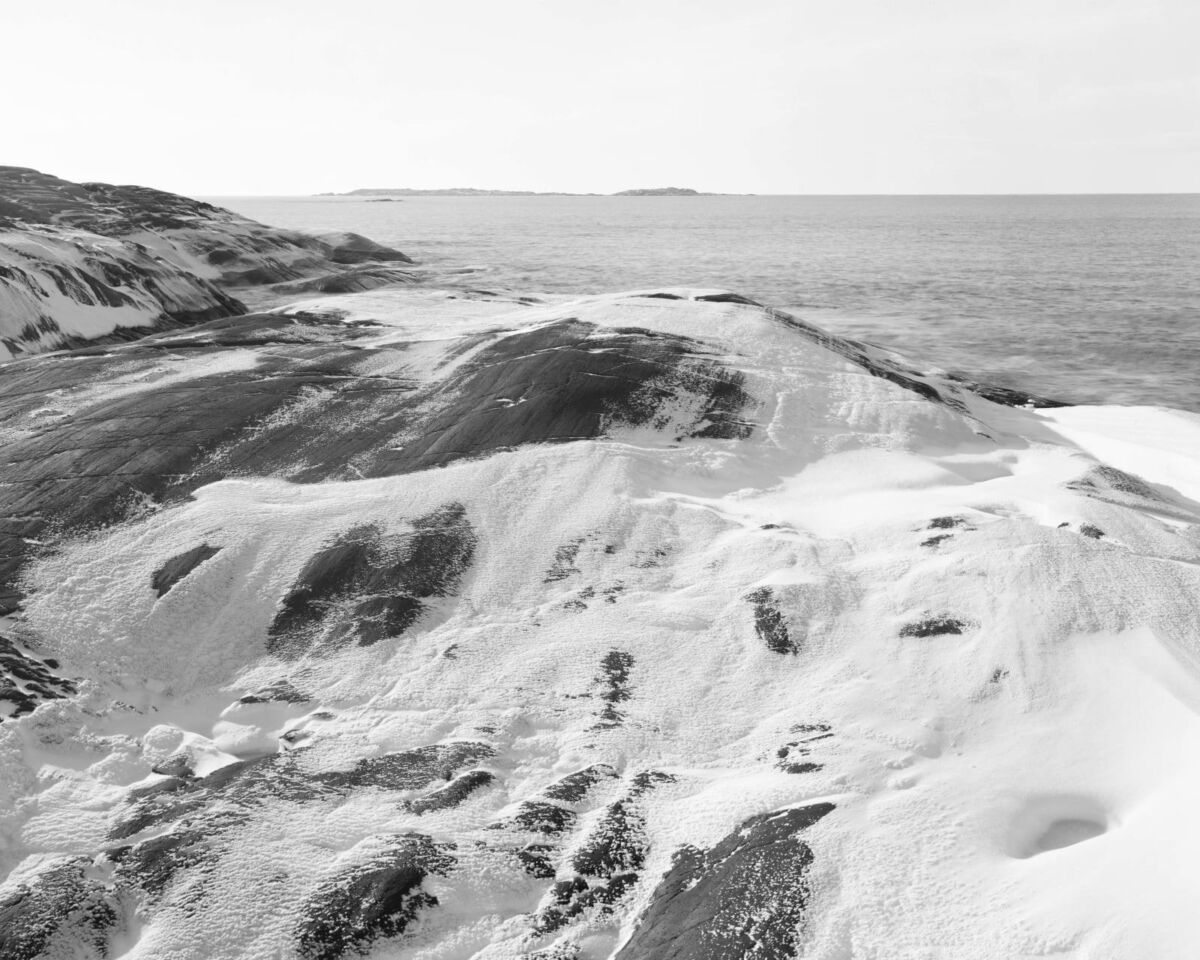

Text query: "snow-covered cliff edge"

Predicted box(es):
[2, 286, 1199, 959]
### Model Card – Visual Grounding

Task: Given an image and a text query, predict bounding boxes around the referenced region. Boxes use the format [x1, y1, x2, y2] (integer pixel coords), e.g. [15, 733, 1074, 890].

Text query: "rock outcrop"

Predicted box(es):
[0, 166, 413, 285]
[0, 166, 415, 358]
[0, 225, 245, 359]
[1, 284, 1199, 958]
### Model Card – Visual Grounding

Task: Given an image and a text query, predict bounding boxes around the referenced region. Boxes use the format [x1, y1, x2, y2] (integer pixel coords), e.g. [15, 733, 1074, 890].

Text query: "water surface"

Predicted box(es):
[210, 194, 1200, 409]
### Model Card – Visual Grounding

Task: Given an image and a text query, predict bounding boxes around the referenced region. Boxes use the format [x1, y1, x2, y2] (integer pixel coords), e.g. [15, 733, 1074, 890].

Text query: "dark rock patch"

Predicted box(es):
[0, 633, 76, 721]
[405, 770, 495, 815]
[545, 539, 584, 583]
[206, 248, 239, 266]
[594, 650, 635, 728]
[0, 857, 120, 960]
[776, 723, 832, 775]
[516, 844, 557, 879]
[921, 534, 952, 548]
[613, 802, 835, 960]
[151, 543, 221, 597]
[372, 319, 755, 468]
[745, 587, 796, 655]
[694, 292, 762, 306]
[562, 585, 595, 612]
[1080, 524, 1105, 540]
[109, 826, 213, 899]
[317, 743, 495, 793]
[150, 753, 196, 778]
[943, 375, 1069, 409]
[295, 834, 453, 960]
[633, 548, 668, 568]
[493, 801, 578, 836]
[536, 873, 638, 936]
[542, 764, 619, 803]
[900, 616, 969, 638]
[535, 771, 674, 934]
[319, 232, 414, 266]
[110, 742, 494, 842]
[1068, 464, 1162, 502]
[521, 945, 581, 960]
[104, 743, 490, 912]
[267, 503, 476, 658]
[237, 679, 310, 705]
[928, 516, 966, 530]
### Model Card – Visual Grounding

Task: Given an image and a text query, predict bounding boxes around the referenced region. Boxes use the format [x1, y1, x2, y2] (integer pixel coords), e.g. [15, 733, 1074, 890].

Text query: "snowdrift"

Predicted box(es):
[2, 286, 1199, 959]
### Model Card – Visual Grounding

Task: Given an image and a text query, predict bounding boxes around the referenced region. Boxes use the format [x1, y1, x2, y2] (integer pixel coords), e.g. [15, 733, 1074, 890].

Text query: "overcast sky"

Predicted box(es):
[5, 0, 1197, 195]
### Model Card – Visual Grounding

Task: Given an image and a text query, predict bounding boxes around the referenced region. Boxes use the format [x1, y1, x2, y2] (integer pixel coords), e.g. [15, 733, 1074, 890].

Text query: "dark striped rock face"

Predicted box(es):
[0, 167, 414, 359]
[0, 226, 246, 358]
[0, 283, 1197, 959]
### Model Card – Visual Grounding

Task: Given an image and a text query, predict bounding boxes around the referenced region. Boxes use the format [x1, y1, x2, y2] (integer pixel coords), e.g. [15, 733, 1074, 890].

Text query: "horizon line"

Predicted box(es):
[199, 190, 1200, 198]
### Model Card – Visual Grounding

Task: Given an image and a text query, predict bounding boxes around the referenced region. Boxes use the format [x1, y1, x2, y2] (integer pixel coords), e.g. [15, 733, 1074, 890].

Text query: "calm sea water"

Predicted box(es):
[210, 195, 1200, 410]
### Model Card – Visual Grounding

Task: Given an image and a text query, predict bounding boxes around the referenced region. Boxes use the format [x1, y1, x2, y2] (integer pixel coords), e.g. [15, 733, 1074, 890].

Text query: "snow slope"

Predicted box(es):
[1, 287, 1199, 959]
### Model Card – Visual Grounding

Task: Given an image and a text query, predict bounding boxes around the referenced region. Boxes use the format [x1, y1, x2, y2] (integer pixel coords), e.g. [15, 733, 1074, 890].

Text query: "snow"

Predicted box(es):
[2, 286, 1200, 957]
[1040, 405, 1200, 503]
[0, 225, 235, 357]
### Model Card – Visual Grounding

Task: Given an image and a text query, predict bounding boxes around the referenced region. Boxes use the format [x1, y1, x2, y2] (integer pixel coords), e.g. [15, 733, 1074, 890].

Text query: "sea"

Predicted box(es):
[209, 194, 1200, 411]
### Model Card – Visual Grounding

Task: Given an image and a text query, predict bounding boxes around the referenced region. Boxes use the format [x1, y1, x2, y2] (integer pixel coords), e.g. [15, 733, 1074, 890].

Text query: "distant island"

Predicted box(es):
[613, 187, 701, 196]
[319, 186, 721, 197]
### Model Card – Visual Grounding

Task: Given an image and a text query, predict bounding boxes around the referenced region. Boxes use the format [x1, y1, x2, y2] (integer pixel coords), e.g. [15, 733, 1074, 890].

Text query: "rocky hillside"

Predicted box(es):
[0, 167, 417, 358]
[0, 226, 245, 359]
[1, 285, 1197, 958]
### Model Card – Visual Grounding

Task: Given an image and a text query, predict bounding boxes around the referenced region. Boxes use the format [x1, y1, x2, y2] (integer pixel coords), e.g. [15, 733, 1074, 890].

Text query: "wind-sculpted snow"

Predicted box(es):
[3, 286, 1200, 958]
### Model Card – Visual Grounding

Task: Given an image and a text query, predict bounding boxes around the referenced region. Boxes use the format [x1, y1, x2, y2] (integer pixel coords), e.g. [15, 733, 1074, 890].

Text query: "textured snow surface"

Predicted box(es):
[2, 288, 1200, 959]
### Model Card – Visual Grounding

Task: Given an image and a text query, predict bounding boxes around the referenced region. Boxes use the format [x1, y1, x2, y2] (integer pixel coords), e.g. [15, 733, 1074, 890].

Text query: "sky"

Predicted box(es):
[3, 0, 1197, 195]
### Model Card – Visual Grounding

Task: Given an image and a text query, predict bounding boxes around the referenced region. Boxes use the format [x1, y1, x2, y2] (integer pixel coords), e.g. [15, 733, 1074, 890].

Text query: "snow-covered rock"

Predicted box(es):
[1, 286, 1199, 959]
[0, 166, 413, 285]
[0, 167, 415, 358]
[0, 225, 245, 359]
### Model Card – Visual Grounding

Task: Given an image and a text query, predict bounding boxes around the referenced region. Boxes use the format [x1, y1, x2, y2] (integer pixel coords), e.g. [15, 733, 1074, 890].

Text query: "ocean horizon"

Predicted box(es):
[212, 192, 1200, 412]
